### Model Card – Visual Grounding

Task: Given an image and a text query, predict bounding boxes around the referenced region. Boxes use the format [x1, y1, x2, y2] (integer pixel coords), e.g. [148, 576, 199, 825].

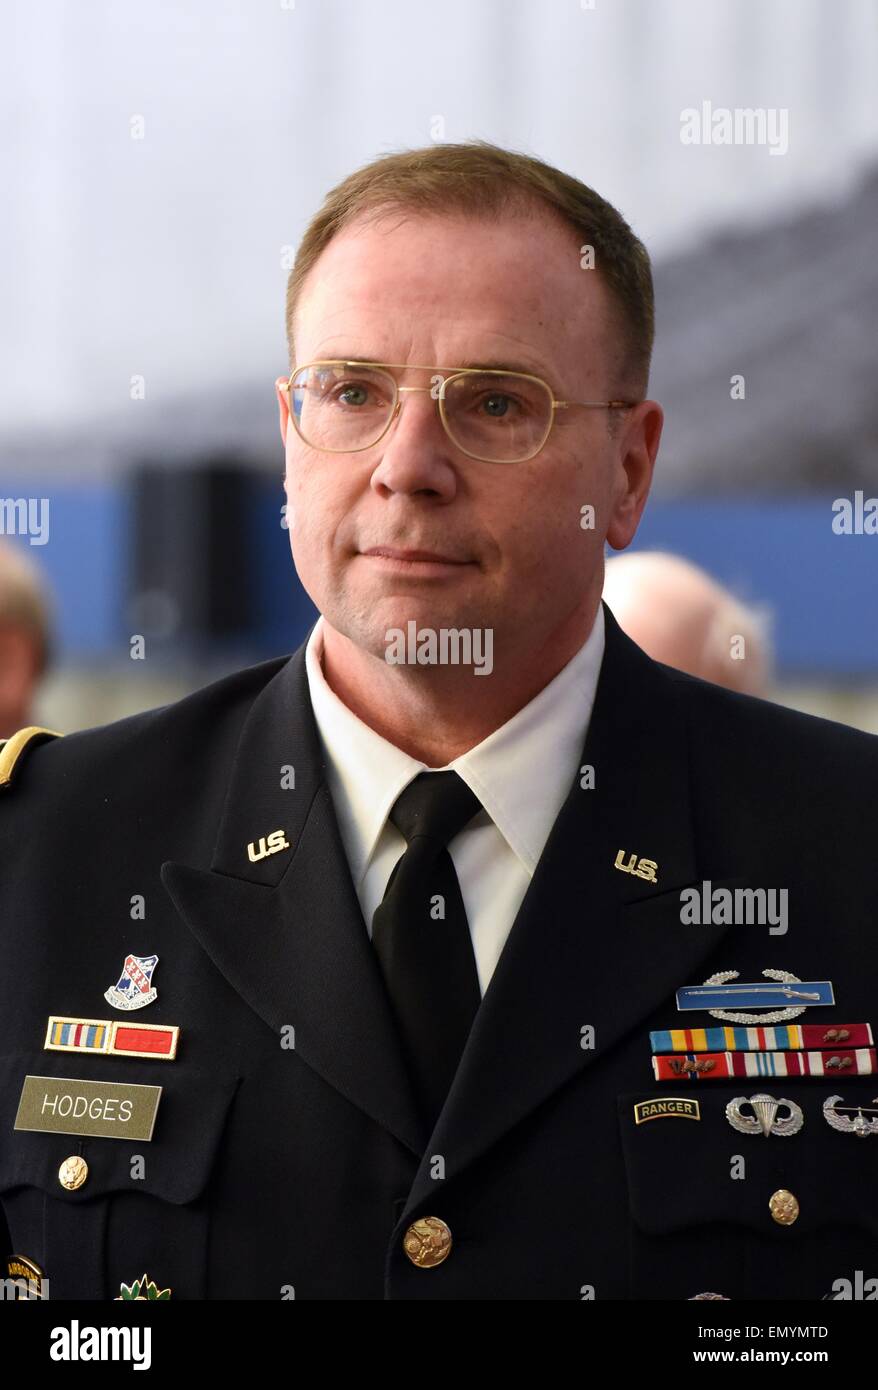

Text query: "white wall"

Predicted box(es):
[2, 0, 876, 440]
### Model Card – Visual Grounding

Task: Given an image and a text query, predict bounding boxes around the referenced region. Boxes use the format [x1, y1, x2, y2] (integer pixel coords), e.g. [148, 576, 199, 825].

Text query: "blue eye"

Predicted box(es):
[337, 383, 369, 407]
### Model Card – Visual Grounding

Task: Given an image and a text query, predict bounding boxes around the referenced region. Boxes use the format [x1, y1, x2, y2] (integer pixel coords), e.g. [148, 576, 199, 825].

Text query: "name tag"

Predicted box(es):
[14, 1075, 162, 1141]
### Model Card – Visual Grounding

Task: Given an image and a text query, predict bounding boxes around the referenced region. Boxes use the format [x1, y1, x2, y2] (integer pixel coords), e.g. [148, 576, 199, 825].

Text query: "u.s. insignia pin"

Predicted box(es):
[105, 954, 160, 1012]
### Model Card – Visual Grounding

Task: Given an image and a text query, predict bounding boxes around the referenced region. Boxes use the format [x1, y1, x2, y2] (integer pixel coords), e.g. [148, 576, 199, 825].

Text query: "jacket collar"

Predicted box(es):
[162, 603, 741, 1196]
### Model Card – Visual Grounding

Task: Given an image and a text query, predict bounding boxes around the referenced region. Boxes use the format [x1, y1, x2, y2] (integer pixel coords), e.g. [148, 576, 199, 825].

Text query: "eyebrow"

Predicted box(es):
[324, 354, 550, 378]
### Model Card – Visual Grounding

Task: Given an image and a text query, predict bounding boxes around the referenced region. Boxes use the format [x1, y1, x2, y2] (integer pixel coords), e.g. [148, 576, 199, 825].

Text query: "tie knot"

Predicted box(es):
[389, 771, 481, 849]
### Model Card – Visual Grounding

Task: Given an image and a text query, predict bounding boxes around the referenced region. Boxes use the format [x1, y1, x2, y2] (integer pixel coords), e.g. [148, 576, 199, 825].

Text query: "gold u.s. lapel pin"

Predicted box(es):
[614, 850, 658, 884]
[247, 828, 290, 863]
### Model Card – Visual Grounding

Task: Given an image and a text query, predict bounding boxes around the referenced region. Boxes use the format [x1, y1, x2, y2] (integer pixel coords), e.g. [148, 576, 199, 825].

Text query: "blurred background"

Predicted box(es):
[2, 0, 877, 736]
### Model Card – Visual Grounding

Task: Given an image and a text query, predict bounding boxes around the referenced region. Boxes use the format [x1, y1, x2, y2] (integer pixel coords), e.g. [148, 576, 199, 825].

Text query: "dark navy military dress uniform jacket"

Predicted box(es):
[2, 601, 878, 1300]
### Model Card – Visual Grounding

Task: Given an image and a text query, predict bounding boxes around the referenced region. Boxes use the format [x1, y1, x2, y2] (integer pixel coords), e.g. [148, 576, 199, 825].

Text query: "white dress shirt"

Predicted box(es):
[304, 604, 606, 997]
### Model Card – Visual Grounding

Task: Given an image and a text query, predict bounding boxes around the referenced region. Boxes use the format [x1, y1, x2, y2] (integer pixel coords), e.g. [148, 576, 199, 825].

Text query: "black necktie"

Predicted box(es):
[371, 771, 483, 1133]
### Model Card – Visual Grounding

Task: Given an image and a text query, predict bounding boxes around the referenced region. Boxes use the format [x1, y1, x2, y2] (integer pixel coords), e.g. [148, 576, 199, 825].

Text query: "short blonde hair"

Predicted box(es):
[285, 139, 655, 394]
[0, 539, 53, 675]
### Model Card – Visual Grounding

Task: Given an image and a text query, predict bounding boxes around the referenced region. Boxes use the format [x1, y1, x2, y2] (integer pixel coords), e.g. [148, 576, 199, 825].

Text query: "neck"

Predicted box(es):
[319, 602, 600, 766]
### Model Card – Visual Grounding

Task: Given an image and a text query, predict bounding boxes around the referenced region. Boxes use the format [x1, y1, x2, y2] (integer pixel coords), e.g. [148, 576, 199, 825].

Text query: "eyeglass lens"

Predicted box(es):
[290, 364, 552, 462]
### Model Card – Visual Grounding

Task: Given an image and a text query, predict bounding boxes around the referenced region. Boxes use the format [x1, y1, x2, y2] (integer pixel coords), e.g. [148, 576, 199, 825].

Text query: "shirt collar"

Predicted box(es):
[305, 605, 605, 885]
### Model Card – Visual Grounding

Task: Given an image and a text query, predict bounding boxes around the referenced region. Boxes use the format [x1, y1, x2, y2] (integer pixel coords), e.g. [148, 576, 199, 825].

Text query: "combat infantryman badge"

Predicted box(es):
[105, 955, 160, 1011]
[114, 1273, 171, 1300]
[676, 969, 835, 1023]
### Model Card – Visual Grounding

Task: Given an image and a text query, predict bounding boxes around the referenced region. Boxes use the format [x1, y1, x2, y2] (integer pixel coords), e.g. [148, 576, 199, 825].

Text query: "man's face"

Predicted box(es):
[276, 209, 658, 668]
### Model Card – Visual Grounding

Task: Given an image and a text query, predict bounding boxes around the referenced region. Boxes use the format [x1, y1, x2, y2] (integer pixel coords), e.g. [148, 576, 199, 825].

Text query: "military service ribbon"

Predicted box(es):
[650, 1024, 874, 1054]
[652, 1047, 877, 1081]
[45, 1016, 179, 1061]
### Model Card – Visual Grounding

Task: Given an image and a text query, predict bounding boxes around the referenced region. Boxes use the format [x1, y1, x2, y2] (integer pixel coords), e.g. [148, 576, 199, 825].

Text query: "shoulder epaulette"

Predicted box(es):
[0, 726, 64, 790]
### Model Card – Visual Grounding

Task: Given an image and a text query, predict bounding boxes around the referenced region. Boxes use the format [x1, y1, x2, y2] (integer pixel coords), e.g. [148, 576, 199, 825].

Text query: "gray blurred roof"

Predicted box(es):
[649, 166, 878, 495]
[4, 167, 877, 493]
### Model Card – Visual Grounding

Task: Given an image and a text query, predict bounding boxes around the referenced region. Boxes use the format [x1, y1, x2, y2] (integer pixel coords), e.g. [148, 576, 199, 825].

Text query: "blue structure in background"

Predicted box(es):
[631, 500, 877, 677]
[2, 477, 875, 678]
[1, 482, 129, 658]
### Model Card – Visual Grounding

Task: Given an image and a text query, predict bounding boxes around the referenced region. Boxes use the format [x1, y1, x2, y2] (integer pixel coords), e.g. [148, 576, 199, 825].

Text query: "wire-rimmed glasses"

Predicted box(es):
[281, 360, 637, 464]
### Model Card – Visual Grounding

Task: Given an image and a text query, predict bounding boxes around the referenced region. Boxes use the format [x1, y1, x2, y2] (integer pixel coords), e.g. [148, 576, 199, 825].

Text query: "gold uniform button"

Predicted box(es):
[403, 1217, 452, 1268]
[769, 1188, 799, 1225]
[58, 1155, 88, 1191]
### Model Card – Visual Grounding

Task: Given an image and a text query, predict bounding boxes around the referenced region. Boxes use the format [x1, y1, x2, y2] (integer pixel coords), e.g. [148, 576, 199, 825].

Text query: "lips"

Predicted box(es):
[363, 547, 471, 565]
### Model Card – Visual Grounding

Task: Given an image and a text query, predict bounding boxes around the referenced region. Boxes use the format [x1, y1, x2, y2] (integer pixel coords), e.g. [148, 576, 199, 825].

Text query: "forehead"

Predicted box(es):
[294, 209, 615, 376]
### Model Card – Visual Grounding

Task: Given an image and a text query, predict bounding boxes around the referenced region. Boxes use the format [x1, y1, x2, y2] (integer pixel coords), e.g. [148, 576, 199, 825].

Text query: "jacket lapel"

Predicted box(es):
[160, 630, 427, 1157]
[162, 603, 742, 1204]
[399, 602, 742, 1219]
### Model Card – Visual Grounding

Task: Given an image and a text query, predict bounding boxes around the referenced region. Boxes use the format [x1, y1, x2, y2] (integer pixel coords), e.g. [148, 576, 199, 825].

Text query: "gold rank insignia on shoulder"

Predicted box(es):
[247, 828, 290, 862]
[634, 1097, 701, 1124]
[115, 1273, 172, 1300]
[614, 850, 658, 885]
[0, 725, 63, 790]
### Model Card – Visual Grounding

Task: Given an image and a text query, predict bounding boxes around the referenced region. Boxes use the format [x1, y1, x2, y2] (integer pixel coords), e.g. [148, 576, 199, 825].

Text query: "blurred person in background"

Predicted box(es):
[0, 539, 53, 739]
[603, 550, 772, 695]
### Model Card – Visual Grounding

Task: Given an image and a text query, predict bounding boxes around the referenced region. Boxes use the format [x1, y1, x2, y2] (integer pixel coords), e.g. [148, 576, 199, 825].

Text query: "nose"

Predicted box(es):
[369, 385, 459, 497]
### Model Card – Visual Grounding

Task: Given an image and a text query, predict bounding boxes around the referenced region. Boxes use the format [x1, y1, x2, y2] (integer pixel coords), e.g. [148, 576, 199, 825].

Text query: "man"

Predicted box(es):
[603, 551, 773, 694]
[0, 539, 53, 739]
[2, 140, 877, 1301]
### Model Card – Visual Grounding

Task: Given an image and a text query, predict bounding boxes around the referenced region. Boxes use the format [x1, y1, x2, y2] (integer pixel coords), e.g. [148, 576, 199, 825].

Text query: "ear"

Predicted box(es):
[275, 377, 291, 446]
[605, 401, 663, 551]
